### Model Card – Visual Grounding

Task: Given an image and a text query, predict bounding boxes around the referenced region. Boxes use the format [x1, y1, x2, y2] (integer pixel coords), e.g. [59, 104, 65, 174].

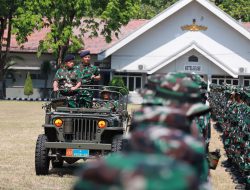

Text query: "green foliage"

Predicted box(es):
[135, 0, 178, 19]
[217, 0, 250, 22]
[109, 76, 129, 95]
[13, 0, 141, 65]
[24, 72, 33, 97]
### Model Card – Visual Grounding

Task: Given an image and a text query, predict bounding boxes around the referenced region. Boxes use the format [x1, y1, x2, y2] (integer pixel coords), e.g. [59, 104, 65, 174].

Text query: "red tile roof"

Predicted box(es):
[10, 19, 148, 54]
[9, 20, 250, 54]
[242, 22, 250, 32]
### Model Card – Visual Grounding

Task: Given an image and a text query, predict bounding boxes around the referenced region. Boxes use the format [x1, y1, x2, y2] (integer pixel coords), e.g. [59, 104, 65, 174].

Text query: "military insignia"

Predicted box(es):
[181, 19, 207, 31]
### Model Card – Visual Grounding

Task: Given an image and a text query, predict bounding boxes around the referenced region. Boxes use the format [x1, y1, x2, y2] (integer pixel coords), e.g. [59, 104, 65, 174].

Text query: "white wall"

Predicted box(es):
[110, 1, 250, 73]
[156, 49, 228, 75]
[6, 53, 55, 89]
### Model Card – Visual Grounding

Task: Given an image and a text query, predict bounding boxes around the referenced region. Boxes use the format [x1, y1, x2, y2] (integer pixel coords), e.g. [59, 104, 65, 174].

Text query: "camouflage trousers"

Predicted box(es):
[79, 90, 93, 108]
[59, 90, 79, 108]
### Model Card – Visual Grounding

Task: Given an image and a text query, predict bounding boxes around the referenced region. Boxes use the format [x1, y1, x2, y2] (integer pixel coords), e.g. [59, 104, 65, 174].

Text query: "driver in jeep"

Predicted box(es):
[100, 88, 118, 112]
[53, 54, 82, 108]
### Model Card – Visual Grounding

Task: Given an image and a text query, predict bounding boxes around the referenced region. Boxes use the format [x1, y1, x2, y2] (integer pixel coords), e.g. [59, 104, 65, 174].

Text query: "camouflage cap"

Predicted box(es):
[167, 72, 207, 90]
[131, 106, 192, 132]
[74, 152, 199, 190]
[146, 74, 166, 90]
[138, 89, 165, 106]
[155, 75, 202, 103]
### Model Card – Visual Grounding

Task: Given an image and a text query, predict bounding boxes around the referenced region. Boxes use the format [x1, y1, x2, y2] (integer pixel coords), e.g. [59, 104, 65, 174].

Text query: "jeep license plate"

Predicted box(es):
[66, 149, 89, 157]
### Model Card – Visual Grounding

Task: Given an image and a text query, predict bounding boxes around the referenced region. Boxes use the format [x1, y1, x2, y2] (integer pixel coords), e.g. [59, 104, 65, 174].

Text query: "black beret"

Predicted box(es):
[63, 54, 75, 63]
[80, 50, 90, 58]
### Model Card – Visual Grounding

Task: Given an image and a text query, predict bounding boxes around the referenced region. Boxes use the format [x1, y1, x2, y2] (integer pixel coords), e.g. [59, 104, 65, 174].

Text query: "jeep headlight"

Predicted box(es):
[54, 118, 63, 128]
[98, 120, 106, 128]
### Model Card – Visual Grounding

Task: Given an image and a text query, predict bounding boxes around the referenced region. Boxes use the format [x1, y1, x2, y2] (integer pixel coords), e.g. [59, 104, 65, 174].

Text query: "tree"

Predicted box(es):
[13, 0, 141, 67]
[24, 72, 33, 98]
[135, 0, 178, 19]
[217, 0, 250, 22]
[0, 0, 23, 98]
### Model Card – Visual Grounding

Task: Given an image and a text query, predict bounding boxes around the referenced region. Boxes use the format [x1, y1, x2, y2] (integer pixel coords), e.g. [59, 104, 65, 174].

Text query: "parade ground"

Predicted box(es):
[0, 101, 235, 190]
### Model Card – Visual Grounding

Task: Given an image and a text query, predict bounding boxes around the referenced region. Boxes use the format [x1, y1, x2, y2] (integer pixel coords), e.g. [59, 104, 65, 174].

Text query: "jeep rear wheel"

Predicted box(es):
[35, 134, 50, 175]
[111, 135, 123, 152]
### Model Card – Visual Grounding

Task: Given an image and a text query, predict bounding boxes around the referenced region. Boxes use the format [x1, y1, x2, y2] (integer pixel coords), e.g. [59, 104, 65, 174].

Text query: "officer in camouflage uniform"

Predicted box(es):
[53, 54, 82, 108]
[75, 50, 101, 107]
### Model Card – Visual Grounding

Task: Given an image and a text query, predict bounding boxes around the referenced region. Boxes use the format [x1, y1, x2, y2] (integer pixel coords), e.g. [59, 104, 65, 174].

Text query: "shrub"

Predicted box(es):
[24, 72, 33, 97]
[108, 76, 129, 95]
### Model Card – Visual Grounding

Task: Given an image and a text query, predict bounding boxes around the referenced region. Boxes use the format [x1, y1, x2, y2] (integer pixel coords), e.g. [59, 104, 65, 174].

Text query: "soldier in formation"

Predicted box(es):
[73, 72, 219, 190]
[209, 84, 249, 189]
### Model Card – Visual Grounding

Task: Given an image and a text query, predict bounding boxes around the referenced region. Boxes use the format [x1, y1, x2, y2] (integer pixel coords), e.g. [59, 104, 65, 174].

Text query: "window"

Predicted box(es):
[212, 79, 217, 84]
[244, 80, 249, 86]
[114, 73, 143, 91]
[27, 73, 45, 80]
[233, 80, 238, 85]
[243, 77, 250, 86]
[211, 76, 238, 86]
[188, 55, 198, 62]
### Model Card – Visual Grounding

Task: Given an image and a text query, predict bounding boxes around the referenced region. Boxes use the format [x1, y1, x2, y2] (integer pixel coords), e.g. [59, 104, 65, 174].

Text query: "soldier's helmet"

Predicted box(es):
[138, 88, 165, 106]
[100, 87, 111, 99]
[155, 75, 202, 103]
[131, 103, 210, 134]
[167, 72, 207, 90]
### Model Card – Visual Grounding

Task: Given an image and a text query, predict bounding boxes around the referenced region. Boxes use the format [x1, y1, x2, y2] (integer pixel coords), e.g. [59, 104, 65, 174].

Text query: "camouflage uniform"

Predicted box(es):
[209, 84, 250, 188]
[74, 64, 100, 108]
[73, 72, 211, 189]
[125, 125, 208, 184]
[74, 152, 200, 190]
[54, 67, 82, 108]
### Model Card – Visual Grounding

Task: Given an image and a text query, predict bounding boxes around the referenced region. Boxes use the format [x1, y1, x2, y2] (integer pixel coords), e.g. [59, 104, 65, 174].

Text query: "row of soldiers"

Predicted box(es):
[73, 72, 220, 190]
[209, 84, 250, 189]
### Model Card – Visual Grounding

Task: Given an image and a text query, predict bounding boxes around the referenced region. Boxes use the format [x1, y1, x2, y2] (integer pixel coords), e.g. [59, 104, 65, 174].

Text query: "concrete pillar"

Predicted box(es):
[239, 76, 244, 87]
[207, 74, 212, 91]
[110, 70, 114, 81]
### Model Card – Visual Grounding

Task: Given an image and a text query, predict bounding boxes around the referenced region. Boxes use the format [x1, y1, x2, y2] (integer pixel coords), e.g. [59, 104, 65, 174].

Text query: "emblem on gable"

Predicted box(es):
[181, 19, 207, 31]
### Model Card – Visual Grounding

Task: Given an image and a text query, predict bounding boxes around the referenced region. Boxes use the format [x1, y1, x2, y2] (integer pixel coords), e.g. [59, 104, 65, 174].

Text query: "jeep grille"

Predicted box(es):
[67, 118, 98, 141]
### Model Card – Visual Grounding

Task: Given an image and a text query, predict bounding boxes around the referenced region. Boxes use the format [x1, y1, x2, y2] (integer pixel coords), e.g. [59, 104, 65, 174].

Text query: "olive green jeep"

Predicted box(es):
[35, 85, 129, 175]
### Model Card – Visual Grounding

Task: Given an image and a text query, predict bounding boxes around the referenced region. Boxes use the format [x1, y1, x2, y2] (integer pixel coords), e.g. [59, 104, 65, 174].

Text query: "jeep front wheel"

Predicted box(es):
[35, 134, 50, 175]
[111, 135, 123, 152]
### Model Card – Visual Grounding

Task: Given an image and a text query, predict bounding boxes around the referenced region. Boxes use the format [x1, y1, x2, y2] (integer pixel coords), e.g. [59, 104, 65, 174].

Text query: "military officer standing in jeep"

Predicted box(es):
[76, 50, 101, 84]
[75, 50, 101, 107]
[53, 54, 82, 108]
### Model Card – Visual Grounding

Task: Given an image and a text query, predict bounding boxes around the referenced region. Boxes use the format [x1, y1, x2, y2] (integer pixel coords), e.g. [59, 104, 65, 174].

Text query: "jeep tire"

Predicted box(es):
[111, 135, 123, 152]
[35, 134, 50, 175]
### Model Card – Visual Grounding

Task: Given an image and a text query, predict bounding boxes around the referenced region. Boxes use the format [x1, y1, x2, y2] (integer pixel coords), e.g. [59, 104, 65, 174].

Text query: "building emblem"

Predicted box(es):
[181, 19, 207, 31]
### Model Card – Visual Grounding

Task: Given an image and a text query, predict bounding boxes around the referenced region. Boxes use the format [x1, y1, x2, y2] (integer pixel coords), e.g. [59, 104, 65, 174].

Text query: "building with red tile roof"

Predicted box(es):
[4, 0, 250, 100]
[9, 19, 148, 54]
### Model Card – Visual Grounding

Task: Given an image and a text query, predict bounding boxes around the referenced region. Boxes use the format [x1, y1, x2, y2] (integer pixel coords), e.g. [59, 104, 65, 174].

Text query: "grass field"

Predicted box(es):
[0, 101, 235, 190]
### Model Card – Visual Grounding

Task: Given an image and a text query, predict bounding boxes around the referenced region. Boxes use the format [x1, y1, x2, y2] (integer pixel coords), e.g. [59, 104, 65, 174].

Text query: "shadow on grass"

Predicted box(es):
[48, 162, 85, 177]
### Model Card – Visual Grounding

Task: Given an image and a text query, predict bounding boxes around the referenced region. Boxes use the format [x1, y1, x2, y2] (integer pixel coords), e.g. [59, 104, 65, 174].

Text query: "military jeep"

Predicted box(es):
[35, 85, 129, 175]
